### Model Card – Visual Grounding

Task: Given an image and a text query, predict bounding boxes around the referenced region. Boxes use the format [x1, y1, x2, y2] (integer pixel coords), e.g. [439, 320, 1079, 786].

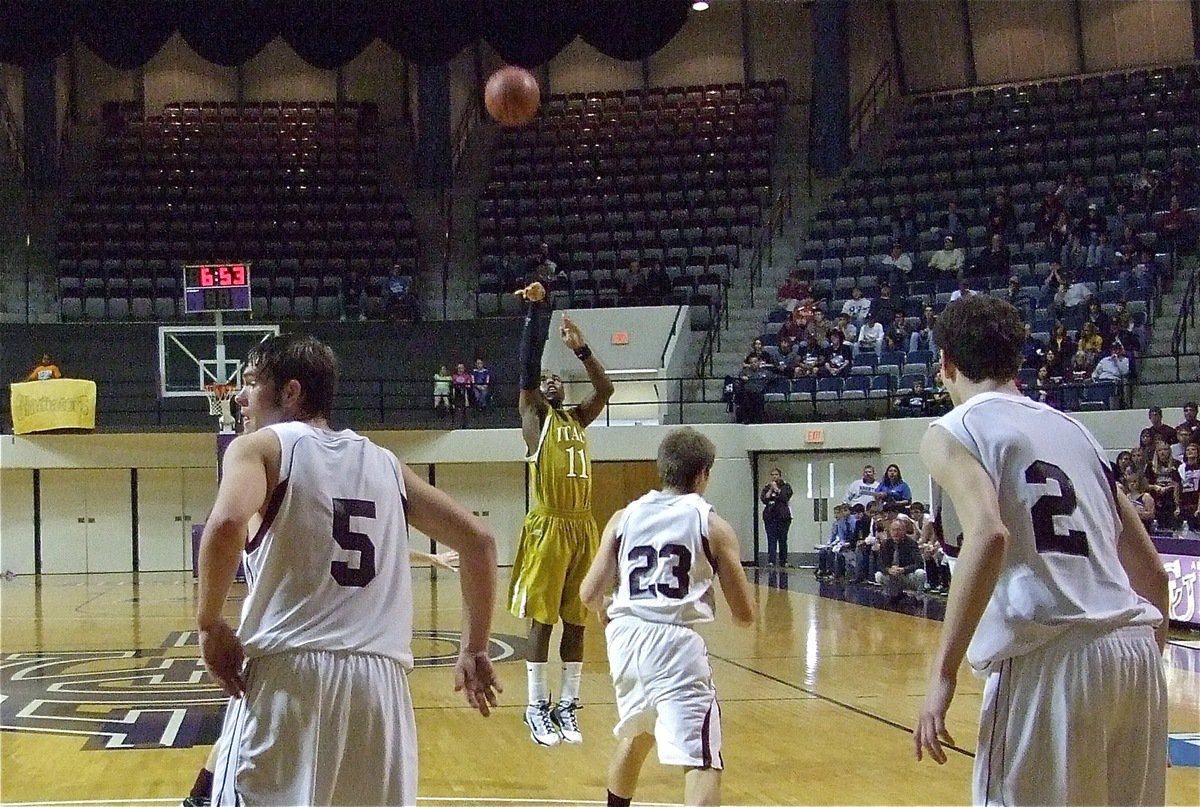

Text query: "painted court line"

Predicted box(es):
[3, 799, 682, 807]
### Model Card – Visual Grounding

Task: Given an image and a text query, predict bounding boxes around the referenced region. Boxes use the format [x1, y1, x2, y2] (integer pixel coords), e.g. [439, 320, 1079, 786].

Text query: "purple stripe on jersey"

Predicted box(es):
[701, 535, 718, 572]
[701, 700, 713, 769]
[246, 478, 288, 554]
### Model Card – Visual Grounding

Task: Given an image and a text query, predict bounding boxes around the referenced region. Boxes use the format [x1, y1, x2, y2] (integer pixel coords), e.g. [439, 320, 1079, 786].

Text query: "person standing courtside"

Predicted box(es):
[197, 334, 501, 805]
[508, 281, 614, 746]
[759, 468, 793, 567]
[580, 427, 756, 807]
[913, 296, 1168, 806]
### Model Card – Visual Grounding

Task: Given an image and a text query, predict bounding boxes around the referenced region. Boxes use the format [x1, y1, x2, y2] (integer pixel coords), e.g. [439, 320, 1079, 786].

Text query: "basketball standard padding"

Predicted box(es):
[484, 66, 540, 127]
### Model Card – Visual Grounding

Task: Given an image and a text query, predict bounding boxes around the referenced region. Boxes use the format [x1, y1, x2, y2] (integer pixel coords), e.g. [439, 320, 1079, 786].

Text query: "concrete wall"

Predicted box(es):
[1, 407, 1178, 574]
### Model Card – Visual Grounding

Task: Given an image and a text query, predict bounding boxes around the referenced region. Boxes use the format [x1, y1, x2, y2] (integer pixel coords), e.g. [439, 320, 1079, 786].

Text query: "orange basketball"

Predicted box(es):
[484, 66, 540, 127]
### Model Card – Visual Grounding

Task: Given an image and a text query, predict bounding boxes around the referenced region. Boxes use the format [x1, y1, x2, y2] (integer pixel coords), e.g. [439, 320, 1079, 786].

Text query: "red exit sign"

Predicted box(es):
[611, 331, 630, 345]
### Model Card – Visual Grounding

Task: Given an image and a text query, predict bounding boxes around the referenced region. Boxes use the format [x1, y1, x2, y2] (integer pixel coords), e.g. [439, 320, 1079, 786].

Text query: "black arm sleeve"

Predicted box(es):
[518, 301, 550, 391]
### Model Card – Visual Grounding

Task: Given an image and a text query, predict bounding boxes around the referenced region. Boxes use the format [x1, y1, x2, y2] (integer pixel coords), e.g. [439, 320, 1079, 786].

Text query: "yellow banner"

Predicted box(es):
[10, 379, 97, 434]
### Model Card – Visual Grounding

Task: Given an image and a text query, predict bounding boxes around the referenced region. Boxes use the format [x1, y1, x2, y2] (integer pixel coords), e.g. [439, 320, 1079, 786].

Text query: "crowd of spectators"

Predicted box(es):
[815, 463, 950, 602]
[1117, 404, 1200, 535]
[433, 358, 492, 427]
[733, 156, 1198, 422]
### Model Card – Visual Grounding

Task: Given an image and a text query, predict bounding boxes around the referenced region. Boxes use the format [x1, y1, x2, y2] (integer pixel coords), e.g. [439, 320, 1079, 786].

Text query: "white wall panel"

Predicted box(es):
[0, 469, 35, 574]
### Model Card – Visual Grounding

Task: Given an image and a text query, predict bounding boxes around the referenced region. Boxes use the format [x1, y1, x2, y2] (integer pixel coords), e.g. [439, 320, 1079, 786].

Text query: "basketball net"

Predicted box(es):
[204, 383, 237, 434]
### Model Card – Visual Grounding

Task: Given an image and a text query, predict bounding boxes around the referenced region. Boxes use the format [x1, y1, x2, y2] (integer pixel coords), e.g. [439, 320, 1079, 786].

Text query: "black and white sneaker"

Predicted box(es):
[524, 699, 562, 746]
[550, 699, 583, 744]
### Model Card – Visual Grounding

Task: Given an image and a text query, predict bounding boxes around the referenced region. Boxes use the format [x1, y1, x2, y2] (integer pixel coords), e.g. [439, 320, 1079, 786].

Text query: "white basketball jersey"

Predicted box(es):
[933, 391, 1160, 671]
[236, 422, 414, 669]
[608, 490, 717, 626]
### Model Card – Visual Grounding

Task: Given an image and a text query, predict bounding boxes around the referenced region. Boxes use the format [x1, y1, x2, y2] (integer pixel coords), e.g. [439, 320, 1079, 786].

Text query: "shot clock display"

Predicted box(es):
[183, 262, 252, 314]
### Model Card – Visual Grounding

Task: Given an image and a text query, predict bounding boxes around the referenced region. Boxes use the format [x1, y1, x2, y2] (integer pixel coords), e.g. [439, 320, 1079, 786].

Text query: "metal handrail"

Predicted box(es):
[849, 60, 895, 154]
[450, 96, 480, 175]
[748, 173, 794, 307]
[1170, 248, 1198, 380]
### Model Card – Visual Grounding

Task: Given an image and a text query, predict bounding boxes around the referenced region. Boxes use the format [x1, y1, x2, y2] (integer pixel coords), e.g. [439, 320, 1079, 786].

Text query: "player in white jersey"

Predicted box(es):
[196, 333, 501, 806]
[580, 428, 756, 807]
[912, 295, 1169, 806]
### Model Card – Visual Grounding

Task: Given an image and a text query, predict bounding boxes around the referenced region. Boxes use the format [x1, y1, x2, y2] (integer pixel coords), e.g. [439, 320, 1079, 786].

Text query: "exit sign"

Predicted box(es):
[805, 428, 825, 443]
[612, 331, 630, 345]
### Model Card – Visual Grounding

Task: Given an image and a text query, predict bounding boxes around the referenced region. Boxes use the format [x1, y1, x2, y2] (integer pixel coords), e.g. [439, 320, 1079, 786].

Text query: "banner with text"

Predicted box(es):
[10, 379, 97, 433]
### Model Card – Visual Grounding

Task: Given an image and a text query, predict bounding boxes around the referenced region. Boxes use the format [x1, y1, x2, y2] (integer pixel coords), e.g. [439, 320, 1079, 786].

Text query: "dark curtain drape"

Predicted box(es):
[0, 0, 74, 66]
[579, 0, 690, 62]
[0, 0, 693, 69]
[75, 0, 177, 71]
[278, 0, 380, 71]
[177, 0, 279, 68]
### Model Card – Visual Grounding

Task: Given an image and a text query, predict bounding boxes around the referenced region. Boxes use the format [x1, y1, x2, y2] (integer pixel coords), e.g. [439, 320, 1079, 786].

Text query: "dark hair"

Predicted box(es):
[657, 427, 716, 491]
[933, 295, 1024, 383]
[884, 463, 903, 482]
[245, 333, 338, 419]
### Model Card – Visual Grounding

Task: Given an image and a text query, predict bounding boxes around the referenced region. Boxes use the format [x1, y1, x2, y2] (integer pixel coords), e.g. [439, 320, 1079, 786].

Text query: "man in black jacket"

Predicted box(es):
[875, 517, 926, 600]
[760, 468, 794, 567]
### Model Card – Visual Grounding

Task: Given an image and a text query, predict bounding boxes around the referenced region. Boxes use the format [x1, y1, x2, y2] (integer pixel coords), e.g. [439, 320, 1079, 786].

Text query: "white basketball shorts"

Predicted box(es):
[605, 616, 722, 769]
[973, 624, 1166, 806]
[212, 649, 417, 806]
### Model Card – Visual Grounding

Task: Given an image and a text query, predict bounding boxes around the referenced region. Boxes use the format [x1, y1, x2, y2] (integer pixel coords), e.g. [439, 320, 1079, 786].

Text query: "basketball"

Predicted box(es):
[484, 66, 540, 127]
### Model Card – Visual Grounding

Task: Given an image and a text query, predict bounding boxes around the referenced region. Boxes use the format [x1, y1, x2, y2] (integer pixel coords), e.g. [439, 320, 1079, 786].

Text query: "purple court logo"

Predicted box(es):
[0, 630, 523, 750]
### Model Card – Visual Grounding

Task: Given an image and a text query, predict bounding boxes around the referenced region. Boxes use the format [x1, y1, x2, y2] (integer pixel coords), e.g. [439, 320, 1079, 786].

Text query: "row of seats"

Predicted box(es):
[756, 375, 1121, 411]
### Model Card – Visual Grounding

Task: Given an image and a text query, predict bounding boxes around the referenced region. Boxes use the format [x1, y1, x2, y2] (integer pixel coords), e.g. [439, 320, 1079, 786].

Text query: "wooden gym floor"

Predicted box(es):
[1, 568, 1197, 806]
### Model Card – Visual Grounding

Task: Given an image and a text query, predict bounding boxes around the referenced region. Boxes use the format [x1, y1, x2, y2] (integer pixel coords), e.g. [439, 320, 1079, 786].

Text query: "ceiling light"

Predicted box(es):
[692, 1, 710, 10]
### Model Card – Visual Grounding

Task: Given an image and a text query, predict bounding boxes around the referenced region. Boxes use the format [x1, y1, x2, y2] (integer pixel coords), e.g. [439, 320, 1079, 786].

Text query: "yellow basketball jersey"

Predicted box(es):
[528, 406, 591, 514]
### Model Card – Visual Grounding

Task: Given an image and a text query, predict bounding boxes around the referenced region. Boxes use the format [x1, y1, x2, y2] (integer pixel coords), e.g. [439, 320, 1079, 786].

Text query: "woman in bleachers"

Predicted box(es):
[1047, 322, 1075, 366]
[743, 338, 771, 369]
[1033, 365, 1060, 409]
[1130, 446, 1150, 478]
[1146, 441, 1182, 532]
[1178, 442, 1200, 532]
[1120, 466, 1157, 532]
[1084, 298, 1113, 343]
[1076, 321, 1104, 365]
[1115, 450, 1135, 477]
[873, 464, 912, 509]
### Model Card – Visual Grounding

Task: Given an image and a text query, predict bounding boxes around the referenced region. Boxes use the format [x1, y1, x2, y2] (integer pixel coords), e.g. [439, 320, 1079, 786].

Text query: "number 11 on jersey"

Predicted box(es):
[565, 446, 589, 479]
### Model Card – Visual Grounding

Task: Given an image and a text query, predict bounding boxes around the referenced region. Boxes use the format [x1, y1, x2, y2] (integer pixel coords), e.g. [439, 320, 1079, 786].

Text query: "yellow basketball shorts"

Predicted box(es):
[507, 510, 599, 626]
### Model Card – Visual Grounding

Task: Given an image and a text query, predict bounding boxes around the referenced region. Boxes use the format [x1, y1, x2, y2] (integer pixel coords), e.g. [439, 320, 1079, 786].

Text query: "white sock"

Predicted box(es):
[559, 661, 583, 704]
[526, 661, 549, 705]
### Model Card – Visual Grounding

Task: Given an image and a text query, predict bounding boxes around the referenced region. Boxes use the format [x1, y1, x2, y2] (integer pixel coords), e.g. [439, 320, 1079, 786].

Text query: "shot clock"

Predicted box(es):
[182, 262, 252, 314]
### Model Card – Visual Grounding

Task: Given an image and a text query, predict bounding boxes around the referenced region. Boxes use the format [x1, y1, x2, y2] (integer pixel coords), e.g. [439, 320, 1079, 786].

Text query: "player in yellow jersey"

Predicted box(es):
[509, 282, 614, 746]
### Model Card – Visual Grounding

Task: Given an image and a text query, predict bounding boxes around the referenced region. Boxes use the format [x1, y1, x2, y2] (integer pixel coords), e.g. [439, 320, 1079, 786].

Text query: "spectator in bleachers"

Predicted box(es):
[822, 330, 853, 378]
[618, 258, 645, 303]
[936, 200, 968, 241]
[1160, 194, 1195, 251]
[383, 266, 419, 321]
[1083, 298, 1113, 344]
[1041, 259, 1067, 304]
[986, 191, 1015, 236]
[948, 278, 976, 302]
[908, 307, 937, 354]
[1178, 443, 1200, 531]
[776, 269, 811, 312]
[433, 365, 452, 414]
[450, 363, 472, 428]
[884, 312, 910, 354]
[1130, 446, 1149, 478]
[1121, 466, 1156, 531]
[875, 518, 925, 602]
[972, 233, 1010, 278]
[25, 353, 62, 381]
[841, 286, 871, 325]
[779, 305, 810, 343]
[1076, 321, 1104, 365]
[1053, 270, 1091, 318]
[894, 376, 931, 417]
[1036, 192, 1066, 239]
[881, 243, 913, 290]
[871, 282, 900, 327]
[470, 358, 492, 411]
[1044, 346, 1069, 380]
[1068, 349, 1094, 383]
[1114, 311, 1144, 358]
[874, 464, 912, 508]
[1033, 365, 1060, 407]
[1141, 406, 1178, 448]
[743, 338, 771, 368]
[774, 335, 801, 377]
[892, 203, 918, 249]
[498, 247, 525, 289]
[835, 312, 858, 345]
[1172, 425, 1193, 464]
[794, 340, 825, 379]
[1122, 249, 1158, 296]
[806, 309, 831, 349]
[338, 270, 368, 321]
[1022, 323, 1046, 369]
[1146, 441, 1181, 531]
[855, 311, 884, 355]
[1178, 402, 1200, 442]
[851, 502, 877, 583]
[1115, 223, 1141, 261]
[1057, 172, 1089, 217]
[1002, 275, 1036, 320]
[1049, 210, 1073, 253]
[735, 356, 770, 424]
[928, 235, 964, 278]
[843, 465, 880, 510]
[1060, 232, 1088, 273]
[646, 258, 671, 301]
[1116, 450, 1135, 477]
[1082, 203, 1107, 243]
